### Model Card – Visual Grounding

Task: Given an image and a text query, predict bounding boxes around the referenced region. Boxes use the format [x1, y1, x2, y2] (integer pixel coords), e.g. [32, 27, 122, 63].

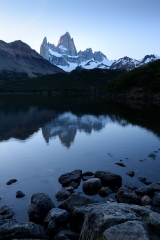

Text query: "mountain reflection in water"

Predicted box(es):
[0, 95, 160, 147]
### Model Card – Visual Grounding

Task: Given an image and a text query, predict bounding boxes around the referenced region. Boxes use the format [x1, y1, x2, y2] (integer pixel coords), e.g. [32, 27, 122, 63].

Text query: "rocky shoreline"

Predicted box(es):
[1, 164, 160, 240]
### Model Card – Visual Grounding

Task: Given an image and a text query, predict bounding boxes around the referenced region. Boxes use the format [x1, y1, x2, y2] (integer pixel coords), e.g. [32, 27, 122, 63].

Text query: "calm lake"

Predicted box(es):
[0, 95, 160, 222]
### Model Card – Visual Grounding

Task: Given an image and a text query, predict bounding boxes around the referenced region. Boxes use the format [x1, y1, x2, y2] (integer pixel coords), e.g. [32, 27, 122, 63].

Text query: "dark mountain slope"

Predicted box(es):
[0, 40, 64, 79]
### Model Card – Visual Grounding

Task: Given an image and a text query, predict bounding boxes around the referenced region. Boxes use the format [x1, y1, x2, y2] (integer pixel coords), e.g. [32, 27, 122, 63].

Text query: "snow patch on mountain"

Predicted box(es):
[40, 32, 160, 72]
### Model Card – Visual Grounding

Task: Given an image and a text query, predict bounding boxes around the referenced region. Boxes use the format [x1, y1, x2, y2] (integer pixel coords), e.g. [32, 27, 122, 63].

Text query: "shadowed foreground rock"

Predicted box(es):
[0, 220, 47, 240]
[28, 193, 55, 225]
[78, 202, 160, 240]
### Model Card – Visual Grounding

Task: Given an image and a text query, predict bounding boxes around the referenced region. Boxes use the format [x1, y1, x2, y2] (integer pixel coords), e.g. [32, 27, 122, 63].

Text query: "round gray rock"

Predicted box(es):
[94, 171, 122, 187]
[83, 178, 102, 195]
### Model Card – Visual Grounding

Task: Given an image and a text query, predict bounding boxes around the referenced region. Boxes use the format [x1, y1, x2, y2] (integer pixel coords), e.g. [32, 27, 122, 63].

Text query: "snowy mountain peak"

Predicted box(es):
[57, 32, 77, 56]
[40, 33, 160, 72]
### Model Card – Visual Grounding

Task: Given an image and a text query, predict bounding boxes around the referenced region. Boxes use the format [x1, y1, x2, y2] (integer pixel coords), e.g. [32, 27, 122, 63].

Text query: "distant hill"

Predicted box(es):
[108, 59, 160, 97]
[0, 40, 64, 80]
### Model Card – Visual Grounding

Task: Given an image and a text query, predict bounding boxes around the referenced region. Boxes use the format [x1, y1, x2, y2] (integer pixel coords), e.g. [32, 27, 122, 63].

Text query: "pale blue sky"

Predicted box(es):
[0, 0, 160, 60]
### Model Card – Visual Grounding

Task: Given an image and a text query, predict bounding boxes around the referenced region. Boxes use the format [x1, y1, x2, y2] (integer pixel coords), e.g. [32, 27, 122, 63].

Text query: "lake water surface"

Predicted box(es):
[0, 95, 160, 222]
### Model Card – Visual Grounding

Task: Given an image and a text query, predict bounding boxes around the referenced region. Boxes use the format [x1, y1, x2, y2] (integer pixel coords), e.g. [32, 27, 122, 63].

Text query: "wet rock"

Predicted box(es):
[135, 186, 154, 196]
[83, 178, 102, 195]
[141, 195, 152, 206]
[66, 181, 79, 188]
[16, 191, 25, 198]
[126, 171, 134, 177]
[148, 153, 156, 157]
[55, 189, 70, 201]
[94, 171, 122, 187]
[28, 193, 55, 225]
[82, 176, 94, 181]
[58, 193, 98, 212]
[82, 171, 94, 177]
[148, 182, 160, 191]
[115, 162, 126, 167]
[44, 208, 70, 226]
[0, 205, 14, 219]
[125, 184, 137, 191]
[6, 179, 17, 185]
[116, 187, 141, 204]
[58, 170, 82, 187]
[55, 230, 79, 240]
[98, 187, 112, 197]
[138, 177, 146, 182]
[63, 186, 74, 193]
[0, 220, 47, 240]
[103, 220, 150, 240]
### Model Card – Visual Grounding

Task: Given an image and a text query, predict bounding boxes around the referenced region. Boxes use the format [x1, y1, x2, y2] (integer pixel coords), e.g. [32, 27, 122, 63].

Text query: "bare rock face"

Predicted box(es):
[0, 39, 64, 78]
[40, 37, 49, 60]
[57, 32, 77, 56]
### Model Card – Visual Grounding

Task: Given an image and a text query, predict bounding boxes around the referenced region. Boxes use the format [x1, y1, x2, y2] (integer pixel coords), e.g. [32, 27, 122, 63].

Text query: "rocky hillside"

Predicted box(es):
[0, 40, 64, 79]
[40, 32, 160, 72]
[108, 59, 160, 97]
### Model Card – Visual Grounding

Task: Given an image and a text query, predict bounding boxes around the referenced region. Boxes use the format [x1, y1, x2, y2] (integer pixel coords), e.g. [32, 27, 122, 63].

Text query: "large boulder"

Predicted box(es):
[78, 202, 160, 240]
[103, 220, 150, 240]
[83, 178, 102, 195]
[0, 219, 47, 240]
[94, 171, 122, 187]
[58, 170, 82, 187]
[58, 193, 98, 212]
[28, 193, 55, 225]
[116, 187, 141, 204]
